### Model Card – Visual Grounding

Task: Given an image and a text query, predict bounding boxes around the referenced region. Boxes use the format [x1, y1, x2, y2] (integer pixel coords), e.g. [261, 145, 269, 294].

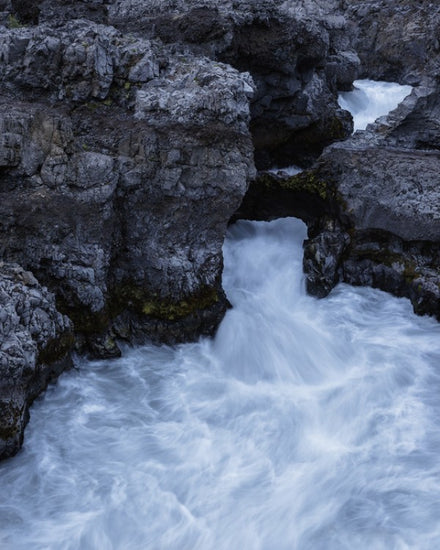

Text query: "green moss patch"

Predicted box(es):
[113, 283, 220, 321]
[7, 14, 23, 29]
[257, 170, 329, 200]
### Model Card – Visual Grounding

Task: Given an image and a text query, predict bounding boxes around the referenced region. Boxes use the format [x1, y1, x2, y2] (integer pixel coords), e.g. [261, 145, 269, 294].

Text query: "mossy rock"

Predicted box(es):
[257, 170, 329, 200]
[112, 283, 221, 322]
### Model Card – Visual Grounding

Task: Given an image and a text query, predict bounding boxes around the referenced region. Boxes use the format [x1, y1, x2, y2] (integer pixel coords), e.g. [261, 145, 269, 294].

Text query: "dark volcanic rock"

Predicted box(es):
[0, 262, 72, 459]
[0, 15, 254, 457]
[0, 20, 255, 352]
[302, 83, 440, 321]
[237, 77, 440, 323]
[108, 0, 357, 169]
[344, 0, 440, 84]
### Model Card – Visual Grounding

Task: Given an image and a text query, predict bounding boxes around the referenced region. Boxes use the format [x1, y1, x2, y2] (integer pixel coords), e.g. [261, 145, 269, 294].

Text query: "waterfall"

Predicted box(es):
[1, 82, 437, 550]
[338, 79, 412, 131]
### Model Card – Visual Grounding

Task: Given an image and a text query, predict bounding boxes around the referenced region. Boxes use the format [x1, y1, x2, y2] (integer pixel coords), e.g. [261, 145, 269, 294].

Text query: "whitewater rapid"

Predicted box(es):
[1, 81, 438, 550]
[338, 79, 412, 131]
[1, 217, 440, 550]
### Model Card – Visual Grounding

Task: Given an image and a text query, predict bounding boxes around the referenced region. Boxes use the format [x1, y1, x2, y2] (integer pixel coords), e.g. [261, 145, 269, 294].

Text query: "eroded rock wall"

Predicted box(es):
[0, 13, 254, 457]
[0, 20, 255, 353]
[344, 0, 440, 84]
[0, 263, 72, 459]
[107, 0, 357, 168]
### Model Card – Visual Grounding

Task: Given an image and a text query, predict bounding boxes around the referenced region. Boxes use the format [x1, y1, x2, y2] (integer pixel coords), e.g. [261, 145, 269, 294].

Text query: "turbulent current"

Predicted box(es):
[338, 79, 412, 131]
[1, 82, 439, 550]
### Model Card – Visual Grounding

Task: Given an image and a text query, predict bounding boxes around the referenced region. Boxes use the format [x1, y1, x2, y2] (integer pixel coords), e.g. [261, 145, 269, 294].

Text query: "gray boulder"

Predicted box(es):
[0, 262, 72, 459]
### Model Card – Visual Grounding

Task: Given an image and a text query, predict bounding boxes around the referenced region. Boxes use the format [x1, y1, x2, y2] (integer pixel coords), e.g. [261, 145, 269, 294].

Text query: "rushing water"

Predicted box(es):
[2, 81, 438, 549]
[338, 79, 412, 131]
[1, 217, 440, 550]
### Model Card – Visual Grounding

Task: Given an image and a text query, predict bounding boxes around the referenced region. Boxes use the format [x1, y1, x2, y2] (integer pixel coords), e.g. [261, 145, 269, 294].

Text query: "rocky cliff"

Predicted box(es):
[0, 0, 358, 458]
[1, 0, 439, 459]
[0, 7, 257, 458]
[302, 82, 440, 321]
[107, 0, 356, 169]
[0, 20, 255, 354]
[344, 0, 440, 85]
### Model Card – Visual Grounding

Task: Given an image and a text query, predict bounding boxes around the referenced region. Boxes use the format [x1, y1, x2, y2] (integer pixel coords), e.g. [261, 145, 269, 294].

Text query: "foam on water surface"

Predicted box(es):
[1, 218, 440, 550]
[338, 79, 412, 131]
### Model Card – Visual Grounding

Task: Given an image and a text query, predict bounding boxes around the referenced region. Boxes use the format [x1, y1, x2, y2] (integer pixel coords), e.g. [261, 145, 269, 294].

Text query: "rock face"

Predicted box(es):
[0, 263, 72, 459]
[107, 0, 357, 168]
[344, 0, 440, 84]
[235, 2, 440, 323]
[0, 10, 254, 456]
[267, 82, 440, 321]
[0, 20, 255, 356]
[303, 81, 440, 320]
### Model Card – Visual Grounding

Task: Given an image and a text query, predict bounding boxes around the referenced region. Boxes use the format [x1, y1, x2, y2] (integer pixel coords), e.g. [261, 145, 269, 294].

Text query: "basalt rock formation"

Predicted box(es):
[302, 83, 440, 320]
[0, 12, 255, 457]
[0, 0, 360, 458]
[107, 0, 357, 168]
[0, 19, 255, 352]
[237, 1, 440, 322]
[0, 262, 72, 458]
[344, 0, 440, 85]
[2, 0, 439, 460]
[240, 81, 440, 321]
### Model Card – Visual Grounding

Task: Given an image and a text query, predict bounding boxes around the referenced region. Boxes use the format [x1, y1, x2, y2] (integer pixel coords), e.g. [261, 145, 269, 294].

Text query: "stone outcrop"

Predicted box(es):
[107, 0, 357, 168]
[242, 83, 440, 322]
[235, 1, 440, 323]
[0, 13, 254, 457]
[302, 82, 440, 320]
[0, 20, 255, 354]
[344, 0, 440, 85]
[0, 262, 72, 459]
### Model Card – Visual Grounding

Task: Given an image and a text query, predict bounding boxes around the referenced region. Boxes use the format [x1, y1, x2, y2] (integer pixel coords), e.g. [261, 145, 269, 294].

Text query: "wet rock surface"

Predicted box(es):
[0, 9, 254, 456]
[344, 0, 440, 84]
[0, 21, 255, 350]
[305, 81, 440, 320]
[253, 83, 440, 322]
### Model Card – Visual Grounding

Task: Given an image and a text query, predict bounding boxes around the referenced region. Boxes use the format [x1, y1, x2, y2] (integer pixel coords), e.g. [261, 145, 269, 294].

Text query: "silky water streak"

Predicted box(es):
[1, 217, 440, 550]
[338, 79, 412, 131]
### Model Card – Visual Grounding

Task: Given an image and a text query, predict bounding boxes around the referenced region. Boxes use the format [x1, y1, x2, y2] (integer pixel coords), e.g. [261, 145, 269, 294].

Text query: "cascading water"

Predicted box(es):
[338, 79, 412, 131]
[1, 82, 438, 550]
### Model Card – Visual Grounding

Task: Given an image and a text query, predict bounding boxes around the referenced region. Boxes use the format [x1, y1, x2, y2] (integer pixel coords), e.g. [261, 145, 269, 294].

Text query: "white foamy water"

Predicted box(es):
[1, 217, 440, 550]
[338, 79, 412, 131]
[267, 165, 303, 177]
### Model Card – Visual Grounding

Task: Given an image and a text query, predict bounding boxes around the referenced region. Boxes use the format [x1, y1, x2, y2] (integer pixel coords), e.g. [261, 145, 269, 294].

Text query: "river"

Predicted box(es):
[2, 81, 438, 550]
